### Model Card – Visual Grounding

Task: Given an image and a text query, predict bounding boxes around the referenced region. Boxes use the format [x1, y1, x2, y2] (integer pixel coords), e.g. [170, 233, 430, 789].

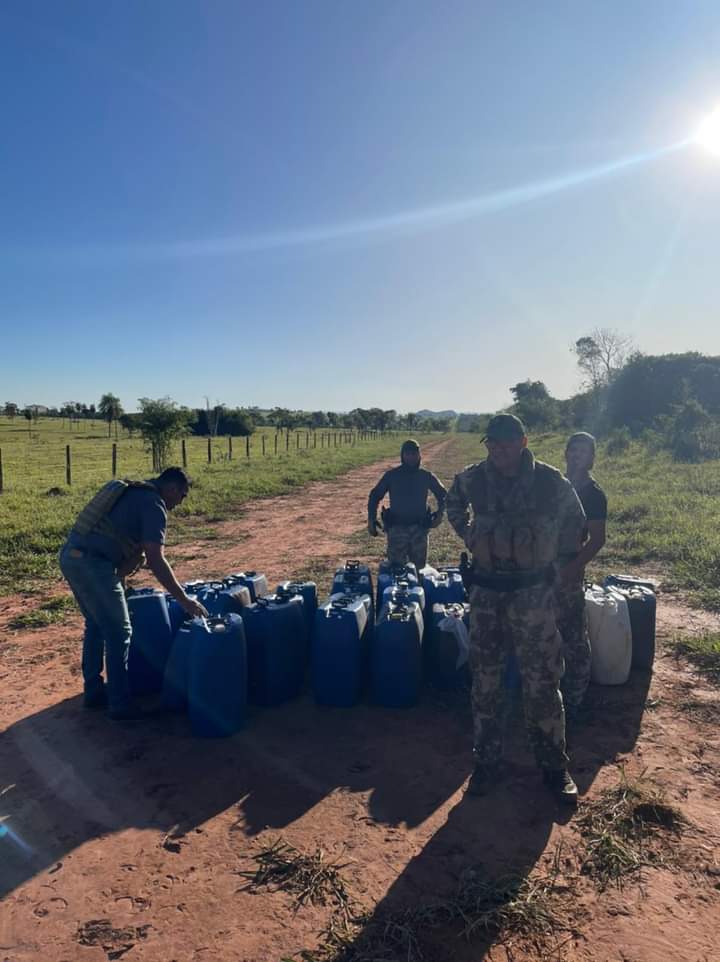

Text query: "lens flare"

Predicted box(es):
[695, 108, 720, 155]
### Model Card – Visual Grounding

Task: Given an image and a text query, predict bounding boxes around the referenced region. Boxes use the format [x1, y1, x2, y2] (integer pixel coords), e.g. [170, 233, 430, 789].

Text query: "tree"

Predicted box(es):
[222, 408, 254, 436]
[98, 393, 124, 438]
[4, 402, 18, 420]
[270, 407, 299, 432]
[310, 410, 329, 428]
[571, 328, 634, 391]
[119, 413, 141, 437]
[136, 397, 191, 471]
[510, 380, 558, 430]
[23, 406, 36, 435]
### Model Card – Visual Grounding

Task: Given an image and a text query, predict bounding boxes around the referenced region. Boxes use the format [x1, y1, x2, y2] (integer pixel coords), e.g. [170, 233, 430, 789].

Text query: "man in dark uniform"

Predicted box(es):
[367, 439, 447, 570]
[59, 467, 207, 720]
[446, 415, 586, 803]
[556, 431, 608, 714]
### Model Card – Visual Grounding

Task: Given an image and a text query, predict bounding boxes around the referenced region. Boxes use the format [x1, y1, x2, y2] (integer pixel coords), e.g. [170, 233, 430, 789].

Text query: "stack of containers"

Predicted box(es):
[376, 562, 418, 611]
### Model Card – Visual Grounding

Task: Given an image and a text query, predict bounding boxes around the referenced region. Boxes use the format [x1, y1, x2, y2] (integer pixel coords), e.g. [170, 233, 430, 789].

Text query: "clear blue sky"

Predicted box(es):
[1, 1, 719, 413]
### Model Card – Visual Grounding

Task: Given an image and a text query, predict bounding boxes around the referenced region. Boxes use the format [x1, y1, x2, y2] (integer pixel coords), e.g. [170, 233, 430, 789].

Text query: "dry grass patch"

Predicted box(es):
[577, 768, 684, 890]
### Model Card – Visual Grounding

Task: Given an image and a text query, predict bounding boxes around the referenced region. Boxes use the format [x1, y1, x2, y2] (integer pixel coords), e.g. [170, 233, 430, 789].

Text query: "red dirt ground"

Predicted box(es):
[1, 440, 719, 962]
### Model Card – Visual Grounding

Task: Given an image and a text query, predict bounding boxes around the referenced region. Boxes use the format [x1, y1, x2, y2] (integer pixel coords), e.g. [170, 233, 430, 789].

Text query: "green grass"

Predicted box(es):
[669, 633, 720, 682]
[4, 423, 720, 609]
[575, 768, 684, 891]
[0, 416, 439, 596]
[246, 836, 571, 962]
[7, 594, 77, 630]
[418, 433, 720, 608]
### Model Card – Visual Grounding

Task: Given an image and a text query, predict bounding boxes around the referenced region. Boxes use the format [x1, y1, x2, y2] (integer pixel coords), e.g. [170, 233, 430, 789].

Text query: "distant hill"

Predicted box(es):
[415, 409, 460, 420]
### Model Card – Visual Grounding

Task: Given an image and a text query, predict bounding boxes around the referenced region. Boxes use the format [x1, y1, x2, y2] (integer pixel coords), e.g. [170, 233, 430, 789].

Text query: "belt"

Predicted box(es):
[469, 567, 555, 592]
[65, 545, 114, 564]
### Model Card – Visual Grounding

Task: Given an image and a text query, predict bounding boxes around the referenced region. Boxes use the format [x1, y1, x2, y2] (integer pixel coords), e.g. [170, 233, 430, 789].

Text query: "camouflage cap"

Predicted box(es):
[566, 431, 596, 453]
[484, 414, 526, 441]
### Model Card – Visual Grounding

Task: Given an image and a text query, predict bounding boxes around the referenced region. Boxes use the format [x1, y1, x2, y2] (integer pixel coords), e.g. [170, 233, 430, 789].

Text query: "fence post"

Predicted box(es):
[228, 436, 233, 460]
[274, 434, 278, 455]
[305, 431, 309, 448]
[296, 432, 300, 450]
[0, 447, 3, 493]
[313, 431, 317, 448]
[262, 435, 266, 456]
[66, 445, 72, 485]
[207, 438, 212, 464]
[246, 435, 250, 458]
[112, 443, 117, 477]
[182, 438, 187, 468]
[286, 431, 290, 452]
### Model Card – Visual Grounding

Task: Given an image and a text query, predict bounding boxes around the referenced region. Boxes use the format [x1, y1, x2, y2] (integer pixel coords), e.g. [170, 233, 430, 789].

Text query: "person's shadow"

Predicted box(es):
[1, 666, 652, 960]
[0, 689, 471, 902]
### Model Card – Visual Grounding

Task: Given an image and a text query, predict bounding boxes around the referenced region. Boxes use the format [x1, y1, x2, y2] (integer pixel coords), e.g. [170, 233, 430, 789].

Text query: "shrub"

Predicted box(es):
[605, 427, 631, 456]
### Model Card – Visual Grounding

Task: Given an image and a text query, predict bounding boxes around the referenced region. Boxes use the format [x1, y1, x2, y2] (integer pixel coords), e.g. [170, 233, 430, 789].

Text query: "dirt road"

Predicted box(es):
[1, 439, 719, 962]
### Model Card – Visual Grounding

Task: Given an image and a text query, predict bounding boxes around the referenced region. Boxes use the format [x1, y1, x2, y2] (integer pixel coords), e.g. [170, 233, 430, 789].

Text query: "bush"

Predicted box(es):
[605, 427, 631, 456]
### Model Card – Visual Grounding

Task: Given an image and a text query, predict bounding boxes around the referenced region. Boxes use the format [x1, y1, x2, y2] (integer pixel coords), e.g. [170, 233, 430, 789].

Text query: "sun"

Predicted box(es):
[695, 108, 720, 155]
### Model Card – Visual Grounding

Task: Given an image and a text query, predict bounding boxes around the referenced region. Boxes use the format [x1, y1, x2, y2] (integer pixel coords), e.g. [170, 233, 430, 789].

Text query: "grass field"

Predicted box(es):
[350, 432, 720, 613]
[3, 425, 720, 613]
[0, 417, 438, 596]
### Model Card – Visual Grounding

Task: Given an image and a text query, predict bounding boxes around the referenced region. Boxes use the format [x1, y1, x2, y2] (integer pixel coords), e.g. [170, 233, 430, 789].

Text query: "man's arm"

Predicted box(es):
[557, 482, 589, 583]
[446, 473, 471, 543]
[367, 472, 390, 535]
[144, 543, 207, 617]
[427, 472, 448, 526]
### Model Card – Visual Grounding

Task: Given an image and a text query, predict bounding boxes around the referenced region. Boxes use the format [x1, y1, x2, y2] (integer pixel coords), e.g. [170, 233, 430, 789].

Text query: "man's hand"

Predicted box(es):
[368, 518, 379, 537]
[181, 595, 209, 619]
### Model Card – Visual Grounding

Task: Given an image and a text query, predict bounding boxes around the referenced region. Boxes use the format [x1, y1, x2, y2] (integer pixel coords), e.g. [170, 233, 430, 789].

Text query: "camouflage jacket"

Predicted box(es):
[446, 449, 585, 574]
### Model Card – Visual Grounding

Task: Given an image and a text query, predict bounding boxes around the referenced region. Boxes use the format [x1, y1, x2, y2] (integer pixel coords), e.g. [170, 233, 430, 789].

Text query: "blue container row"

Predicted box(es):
[124, 560, 497, 736]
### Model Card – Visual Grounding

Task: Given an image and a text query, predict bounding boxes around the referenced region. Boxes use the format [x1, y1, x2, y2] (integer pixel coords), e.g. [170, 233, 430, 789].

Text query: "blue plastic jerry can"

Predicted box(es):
[372, 601, 423, 708]
[188, 615, 247, 737]
[313, 595, 369, 707]
[126, 588, 173, 695]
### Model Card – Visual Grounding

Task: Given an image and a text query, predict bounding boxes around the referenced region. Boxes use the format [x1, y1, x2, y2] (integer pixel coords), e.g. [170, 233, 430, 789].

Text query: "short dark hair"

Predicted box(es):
[157, 466, 191, 488]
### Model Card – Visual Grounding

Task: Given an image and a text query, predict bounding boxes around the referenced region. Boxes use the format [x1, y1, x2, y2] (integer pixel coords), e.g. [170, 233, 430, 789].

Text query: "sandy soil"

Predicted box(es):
[1, 440, 719, 962]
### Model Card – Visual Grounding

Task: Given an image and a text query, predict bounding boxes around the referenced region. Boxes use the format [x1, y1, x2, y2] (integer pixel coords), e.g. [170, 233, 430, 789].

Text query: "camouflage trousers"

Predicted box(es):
[555, 580, 591, 710]
[468, 584, 568, 770]
[386, 524, 429, 571]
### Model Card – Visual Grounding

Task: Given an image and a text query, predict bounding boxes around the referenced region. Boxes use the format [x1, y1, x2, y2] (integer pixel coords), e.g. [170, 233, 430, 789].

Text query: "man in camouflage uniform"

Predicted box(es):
[446, 415, 586, 803]
[368, 439, 447, 570]
[556, 432, 608, 714]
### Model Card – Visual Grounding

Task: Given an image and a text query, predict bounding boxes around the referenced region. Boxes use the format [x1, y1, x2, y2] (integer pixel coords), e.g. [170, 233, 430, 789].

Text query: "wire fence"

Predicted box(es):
[0, 429, 388, 493]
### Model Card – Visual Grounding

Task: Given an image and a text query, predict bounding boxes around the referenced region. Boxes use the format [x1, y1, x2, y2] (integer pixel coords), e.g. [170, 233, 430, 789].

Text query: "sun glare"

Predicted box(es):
[695, 108, 720, 155]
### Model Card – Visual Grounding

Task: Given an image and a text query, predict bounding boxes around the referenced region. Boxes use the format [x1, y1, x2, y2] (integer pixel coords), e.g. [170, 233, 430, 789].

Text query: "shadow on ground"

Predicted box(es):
[0, 667, 651, 960]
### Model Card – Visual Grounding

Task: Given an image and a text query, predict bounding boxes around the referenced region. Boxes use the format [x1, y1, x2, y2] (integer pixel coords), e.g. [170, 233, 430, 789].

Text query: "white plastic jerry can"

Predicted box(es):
[585, 585, 633, 685]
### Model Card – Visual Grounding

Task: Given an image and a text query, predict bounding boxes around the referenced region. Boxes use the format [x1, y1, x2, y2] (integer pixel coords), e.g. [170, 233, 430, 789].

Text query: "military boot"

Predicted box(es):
[465, 763, 499, 797]
[542, 768, 578, 805]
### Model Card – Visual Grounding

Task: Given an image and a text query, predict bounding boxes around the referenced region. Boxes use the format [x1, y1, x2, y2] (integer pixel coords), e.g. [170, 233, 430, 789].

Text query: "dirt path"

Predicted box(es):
[1, 438, 719, 962]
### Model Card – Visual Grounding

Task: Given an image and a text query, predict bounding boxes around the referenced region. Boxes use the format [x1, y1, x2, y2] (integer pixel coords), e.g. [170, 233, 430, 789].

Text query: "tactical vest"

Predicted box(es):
[72, 479, 157, 561]
[464, 461, 566, 573]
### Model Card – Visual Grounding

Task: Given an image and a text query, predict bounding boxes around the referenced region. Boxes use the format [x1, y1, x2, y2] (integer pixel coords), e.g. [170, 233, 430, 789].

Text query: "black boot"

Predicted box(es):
[542, 768, 578, 805]
[466, 764, 499, 797]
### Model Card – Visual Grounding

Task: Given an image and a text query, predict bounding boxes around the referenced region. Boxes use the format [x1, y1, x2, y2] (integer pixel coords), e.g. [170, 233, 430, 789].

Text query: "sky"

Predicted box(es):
[1, 0, 720, 414]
